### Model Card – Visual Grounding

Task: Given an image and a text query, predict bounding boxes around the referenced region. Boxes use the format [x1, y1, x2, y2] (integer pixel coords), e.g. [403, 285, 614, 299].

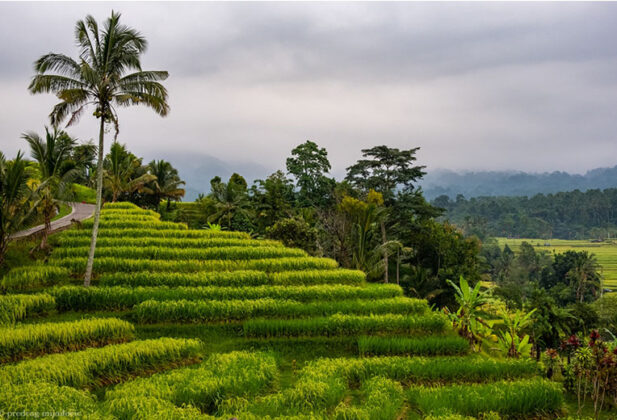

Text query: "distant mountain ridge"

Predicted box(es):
[420, 166, 617, 200]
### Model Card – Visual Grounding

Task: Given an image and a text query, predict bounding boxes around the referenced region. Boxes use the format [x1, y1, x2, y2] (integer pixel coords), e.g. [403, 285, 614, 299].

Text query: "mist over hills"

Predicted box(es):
[420, 166, 617, 200]
[156, 150, 617, 202]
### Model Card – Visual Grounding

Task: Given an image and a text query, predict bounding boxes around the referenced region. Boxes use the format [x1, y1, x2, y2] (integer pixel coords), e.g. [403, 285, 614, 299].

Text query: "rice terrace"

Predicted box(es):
[2, 2, 617, 420]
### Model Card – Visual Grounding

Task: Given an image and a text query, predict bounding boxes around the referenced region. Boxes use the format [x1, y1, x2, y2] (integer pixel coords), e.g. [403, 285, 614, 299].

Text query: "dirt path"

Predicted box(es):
[11, 202, 95, 239]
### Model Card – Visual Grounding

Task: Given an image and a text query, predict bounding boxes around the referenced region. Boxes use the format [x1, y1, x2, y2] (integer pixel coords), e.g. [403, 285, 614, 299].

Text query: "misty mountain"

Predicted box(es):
[147, 151, 275, 201]
[420, 166, 617, 200]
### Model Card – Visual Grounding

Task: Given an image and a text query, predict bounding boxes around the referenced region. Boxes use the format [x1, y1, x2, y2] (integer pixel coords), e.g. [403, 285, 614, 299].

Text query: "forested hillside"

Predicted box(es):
[436, 188, 617, 239]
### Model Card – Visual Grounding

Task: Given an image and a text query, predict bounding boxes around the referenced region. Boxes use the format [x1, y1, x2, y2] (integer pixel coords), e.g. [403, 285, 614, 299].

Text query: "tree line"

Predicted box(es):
[435, 189, 617, 240]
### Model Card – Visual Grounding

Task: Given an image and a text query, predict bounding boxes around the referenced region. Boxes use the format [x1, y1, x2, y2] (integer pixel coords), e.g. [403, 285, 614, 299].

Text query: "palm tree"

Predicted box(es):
[147, 160, 185, 209]
[22, 127, 79, 249]
[104, 142, 155, 202]
[28, 12, 169, 285]
[567, 252, 602, 303]
[208, 178, 252, 230]
[0, 152, 38, 264]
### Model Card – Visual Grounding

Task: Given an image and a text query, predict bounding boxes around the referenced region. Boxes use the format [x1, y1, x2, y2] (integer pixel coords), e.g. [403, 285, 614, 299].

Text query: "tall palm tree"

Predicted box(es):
[104, 142, 155, 202]
[28, 12, 169, 285]
[147, 160, 185, 209]
[23, 127, 79, 249]
[0, 152, 38, 264]
[209, 179, 252, 230]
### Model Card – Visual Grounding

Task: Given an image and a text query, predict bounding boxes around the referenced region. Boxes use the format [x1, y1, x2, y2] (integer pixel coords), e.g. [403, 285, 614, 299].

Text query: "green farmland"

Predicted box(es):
[0, 203, 565, 419]
[497, 238, 617, 290]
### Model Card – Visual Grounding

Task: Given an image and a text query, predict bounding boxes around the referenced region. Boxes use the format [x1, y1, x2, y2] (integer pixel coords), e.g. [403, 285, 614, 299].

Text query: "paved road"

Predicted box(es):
[11, 202, 95, 239]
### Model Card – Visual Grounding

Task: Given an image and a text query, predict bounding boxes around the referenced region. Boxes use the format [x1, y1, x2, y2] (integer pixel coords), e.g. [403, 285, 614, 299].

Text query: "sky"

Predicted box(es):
[1, 1, 617, 183]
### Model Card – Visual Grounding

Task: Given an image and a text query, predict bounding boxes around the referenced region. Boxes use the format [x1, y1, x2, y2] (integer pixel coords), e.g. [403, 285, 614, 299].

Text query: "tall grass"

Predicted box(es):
[0, 318, 134, 362]
[52, 245, 307, 260]
[0, 382, 97, 417]
[1, 265, 70, 292]
[243, 313, 448, 337]
[54, 256, 339, 274]
[98, 269, 364, 288]
[0, 337, 202, 388]
[104, 351, 277, 415]
[50, 284, 406, 311]
[59, 227, 251, 239]
[0, 293, 55, 325]
[58, 236, 282, 249]
[358, 335, 469, 356]
[408, 378, 564, 417]
[132, 297, 424, 323]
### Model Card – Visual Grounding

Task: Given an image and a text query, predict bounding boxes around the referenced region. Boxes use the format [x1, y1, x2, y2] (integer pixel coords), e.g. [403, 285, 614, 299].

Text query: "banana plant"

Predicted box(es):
[497, 308, 536, 358]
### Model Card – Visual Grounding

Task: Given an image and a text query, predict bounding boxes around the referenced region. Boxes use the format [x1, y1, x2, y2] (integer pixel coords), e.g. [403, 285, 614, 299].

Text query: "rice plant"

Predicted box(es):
[59, 227, 250, 239]
[103, 202, 141, 209]
[408, 378, 564, 417]
[0, 382, 98, 417]
[52, 245, 307, 260]
[0, 337, 202, 388]
[132, 297, 425, 323]
[80, 219, 187, 230]
[243, 313, 448, 338]
[50, 284, 406, 311]
[357, 335, 470, 356]
[58, 236, 282, 249]
[0, 293, 55, 325]
[1, 265, 70, 292]
[98, 270, 270, 288]
[333, 376, 404, 420]
[104, 351, 277, 415]
[54, 256, 339, 274]
[0, 318, 134, 362]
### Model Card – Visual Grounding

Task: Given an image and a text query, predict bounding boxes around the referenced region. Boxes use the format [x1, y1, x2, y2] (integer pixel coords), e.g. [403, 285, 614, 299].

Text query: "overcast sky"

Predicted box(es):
[1, 1, 617, 179]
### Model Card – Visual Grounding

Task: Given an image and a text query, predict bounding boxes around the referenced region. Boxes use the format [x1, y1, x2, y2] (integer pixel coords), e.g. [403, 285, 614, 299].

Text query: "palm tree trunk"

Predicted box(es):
[381, 221, 388, 283]
[40, 210, 51, 250]
[84, 116, 105, 286]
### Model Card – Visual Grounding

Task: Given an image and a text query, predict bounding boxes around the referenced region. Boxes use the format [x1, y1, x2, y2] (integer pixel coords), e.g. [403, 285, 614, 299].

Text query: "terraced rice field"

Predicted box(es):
[498, 238, 617, 290]
[0, 203, 563, 418]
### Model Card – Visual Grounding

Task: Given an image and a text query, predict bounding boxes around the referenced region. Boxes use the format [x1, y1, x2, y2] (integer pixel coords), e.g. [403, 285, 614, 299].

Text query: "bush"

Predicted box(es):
[0, 337, 202, 388]
[0, 318, 134, 362]
[1, 265, 70, 292]
[266, 217, 318, 255]
[358, 335, 470, 356]
[132, 297, 425, 324]
[243, 313, 448, 338]
[408, 379, 563, 417]
[0, 293, 55, 325]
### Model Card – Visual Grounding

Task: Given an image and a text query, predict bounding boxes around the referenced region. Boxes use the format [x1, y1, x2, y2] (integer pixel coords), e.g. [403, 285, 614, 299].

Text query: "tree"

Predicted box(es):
[286, 141, 335, 207]
[346, 146, 427, 283]
[29, 11, 169, 286]
[147, 160, 185, 209]
[22, 127, 79, 249]
[0, 152, 38, 264]
[251, 171, 295, 233]
[208, 175, 253, 231]
[103, 142, 155, 202]
[266, 217, 318, 255]
[566, 252, 602, 303]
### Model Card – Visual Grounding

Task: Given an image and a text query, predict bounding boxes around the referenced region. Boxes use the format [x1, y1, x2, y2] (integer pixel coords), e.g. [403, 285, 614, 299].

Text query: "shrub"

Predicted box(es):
[0, 337, 202, 388]
[358, 335, 469, 356]
[1, 265, 70, 292]
[408, 379, 564, 417]
[243, 313, 448, 338]
[0, 318, 134, 362]
[132, 297, 424, 324]
[54, 257, 339, 274]
[52, 245, 307, 260]
[50, 284, 406, 311]
[0, 293, 55, 325]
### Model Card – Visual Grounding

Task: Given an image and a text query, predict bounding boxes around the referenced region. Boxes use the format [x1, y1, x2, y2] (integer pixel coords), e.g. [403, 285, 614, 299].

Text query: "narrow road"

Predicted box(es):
[11, 202, 95, 240]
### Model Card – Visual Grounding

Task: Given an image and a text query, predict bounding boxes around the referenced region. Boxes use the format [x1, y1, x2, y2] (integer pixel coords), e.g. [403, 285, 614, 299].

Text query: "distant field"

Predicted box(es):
[497, 238, 617, 290]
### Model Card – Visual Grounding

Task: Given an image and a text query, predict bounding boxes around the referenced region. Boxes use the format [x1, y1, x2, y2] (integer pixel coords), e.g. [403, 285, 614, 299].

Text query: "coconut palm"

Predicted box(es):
[22, 127, 79, 249]
[147, 160, 185, 209]
[103, 142, 155, 202]
[28, 11, 169, 285]
[0, 152, 39, 264]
